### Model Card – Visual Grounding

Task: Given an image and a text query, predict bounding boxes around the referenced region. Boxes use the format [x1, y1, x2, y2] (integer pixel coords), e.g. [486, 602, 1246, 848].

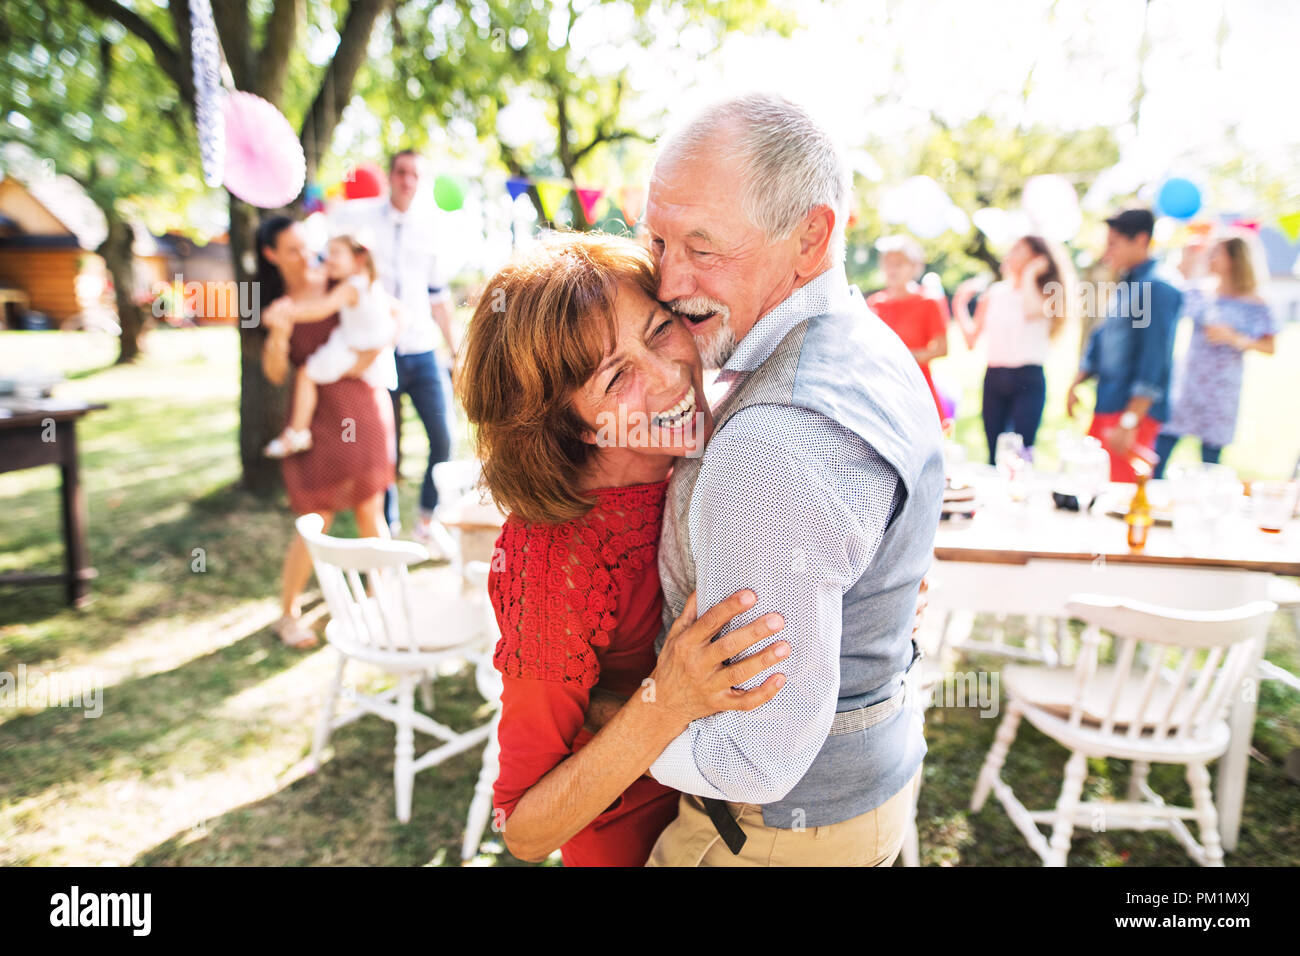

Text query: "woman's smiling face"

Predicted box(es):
[571, 281, 711, 464]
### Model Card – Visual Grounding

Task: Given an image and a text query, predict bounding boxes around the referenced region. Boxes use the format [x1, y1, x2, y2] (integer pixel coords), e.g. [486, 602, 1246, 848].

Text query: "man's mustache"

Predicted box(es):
[668, 296, 730, 324]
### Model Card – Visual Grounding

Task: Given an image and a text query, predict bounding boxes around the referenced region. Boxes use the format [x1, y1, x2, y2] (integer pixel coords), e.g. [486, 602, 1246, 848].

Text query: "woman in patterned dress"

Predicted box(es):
[257, 216, 398, 649]
[455, 233, 790, 866]
[1153, 234, 1280, 478]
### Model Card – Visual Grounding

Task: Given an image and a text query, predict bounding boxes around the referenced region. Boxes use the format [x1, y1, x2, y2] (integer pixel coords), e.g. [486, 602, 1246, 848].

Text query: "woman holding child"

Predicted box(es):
[257, 215, 398, 650]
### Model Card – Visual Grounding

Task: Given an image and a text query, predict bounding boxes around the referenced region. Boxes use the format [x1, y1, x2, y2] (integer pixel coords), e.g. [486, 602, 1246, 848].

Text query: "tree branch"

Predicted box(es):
[211, 0, 251, 90]
[256, 0, 300, 104]
[74, 0, 191, 104]
[572, 128, 647, 165]
[299, 0, 390, 177]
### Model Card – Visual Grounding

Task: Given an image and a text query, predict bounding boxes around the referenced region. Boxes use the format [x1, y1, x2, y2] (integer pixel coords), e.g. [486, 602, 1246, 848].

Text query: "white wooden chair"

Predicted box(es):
[296, 513, 497, 823]
[459, 560, 504, 863]
[970, 593, 1276, 866]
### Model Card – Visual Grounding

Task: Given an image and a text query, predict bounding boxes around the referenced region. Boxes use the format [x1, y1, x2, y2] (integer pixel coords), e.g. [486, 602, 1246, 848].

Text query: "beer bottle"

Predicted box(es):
[1126, 472, 1153, 550]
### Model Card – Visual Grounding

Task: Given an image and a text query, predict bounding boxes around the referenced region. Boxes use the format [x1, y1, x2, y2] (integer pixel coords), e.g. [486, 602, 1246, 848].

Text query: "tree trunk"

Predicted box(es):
[230, 195, 289, 496]
[98, 212, 148, 364]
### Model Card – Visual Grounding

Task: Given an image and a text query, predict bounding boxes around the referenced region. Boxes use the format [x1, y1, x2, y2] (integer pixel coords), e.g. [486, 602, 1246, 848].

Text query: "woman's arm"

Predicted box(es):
[952, 279, 987, 349]
[1205, 325, 1276, 355]
[260, 304, 292, 386]
[502, 590, 788, 862]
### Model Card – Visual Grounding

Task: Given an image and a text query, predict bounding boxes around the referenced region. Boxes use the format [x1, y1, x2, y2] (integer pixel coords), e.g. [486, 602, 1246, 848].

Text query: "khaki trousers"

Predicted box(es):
[646, 766, 921, 867]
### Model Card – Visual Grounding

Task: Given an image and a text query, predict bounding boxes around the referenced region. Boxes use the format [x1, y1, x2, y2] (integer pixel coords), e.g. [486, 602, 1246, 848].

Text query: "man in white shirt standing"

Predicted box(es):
[331, 149, 459, 550]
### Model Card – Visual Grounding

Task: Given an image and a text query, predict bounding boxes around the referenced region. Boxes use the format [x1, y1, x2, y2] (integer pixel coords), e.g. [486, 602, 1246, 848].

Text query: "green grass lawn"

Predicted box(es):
[0, 326, 1296, 866]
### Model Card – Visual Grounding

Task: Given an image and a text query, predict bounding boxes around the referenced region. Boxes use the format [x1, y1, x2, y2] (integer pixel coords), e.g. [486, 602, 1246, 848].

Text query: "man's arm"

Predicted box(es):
[1067, 326, 1102, 418]
[432, 299, 457, 356]
[647, 406, 898, 804]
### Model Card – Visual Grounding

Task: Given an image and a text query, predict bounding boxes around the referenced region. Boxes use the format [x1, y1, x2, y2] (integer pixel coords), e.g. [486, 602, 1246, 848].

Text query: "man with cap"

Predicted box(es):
[1066, 208, 1183, 481]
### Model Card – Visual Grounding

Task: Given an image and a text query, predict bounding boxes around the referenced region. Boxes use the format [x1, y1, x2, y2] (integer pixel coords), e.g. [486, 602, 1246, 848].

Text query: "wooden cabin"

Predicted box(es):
[0, 175, 112, 328]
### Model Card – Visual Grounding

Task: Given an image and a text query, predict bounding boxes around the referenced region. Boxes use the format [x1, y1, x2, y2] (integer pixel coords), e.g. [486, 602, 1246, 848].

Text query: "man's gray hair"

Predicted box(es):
[657, 93, 852, 262]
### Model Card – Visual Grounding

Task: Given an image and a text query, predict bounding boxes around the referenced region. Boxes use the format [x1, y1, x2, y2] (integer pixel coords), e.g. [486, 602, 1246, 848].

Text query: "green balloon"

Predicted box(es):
[433, 174, 465, 211]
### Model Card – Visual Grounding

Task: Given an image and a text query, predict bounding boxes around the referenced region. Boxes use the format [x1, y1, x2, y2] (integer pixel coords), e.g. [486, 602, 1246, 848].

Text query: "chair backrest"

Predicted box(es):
[433, 460, 484, 511]
[295, 513, 431, 655]
[1063, 593, 1276, 741]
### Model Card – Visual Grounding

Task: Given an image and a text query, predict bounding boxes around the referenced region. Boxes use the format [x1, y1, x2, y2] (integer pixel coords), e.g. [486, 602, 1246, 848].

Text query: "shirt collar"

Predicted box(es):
[722, 266, 854, 373]
[1123, 257, 1157, 282]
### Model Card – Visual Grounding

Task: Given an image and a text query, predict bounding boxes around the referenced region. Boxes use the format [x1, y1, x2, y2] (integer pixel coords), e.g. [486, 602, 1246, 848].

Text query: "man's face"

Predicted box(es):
[1102, 227, 1148, 273]
[389, 155, 420, 211]
[880, 250, 917, 288]
[645, 150, 802, 369]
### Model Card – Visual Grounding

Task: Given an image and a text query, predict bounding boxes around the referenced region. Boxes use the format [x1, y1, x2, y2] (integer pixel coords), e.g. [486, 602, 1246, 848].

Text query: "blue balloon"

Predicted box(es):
[1156, 178, 1201, 220]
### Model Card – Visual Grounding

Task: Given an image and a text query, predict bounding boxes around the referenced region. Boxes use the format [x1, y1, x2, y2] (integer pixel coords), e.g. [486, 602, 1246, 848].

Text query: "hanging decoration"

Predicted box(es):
[222, 91, 306, 209]
[342, 161, 384, 200]
[1155, 177, 1202, 220]
[189, 0, 226, 188]
[506, 177, 532, 202]
[433, 174, 466, 211]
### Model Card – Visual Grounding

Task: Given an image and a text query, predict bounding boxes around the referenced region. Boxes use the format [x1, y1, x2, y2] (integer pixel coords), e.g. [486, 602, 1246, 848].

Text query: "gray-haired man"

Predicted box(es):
[640, 93, 944, 866]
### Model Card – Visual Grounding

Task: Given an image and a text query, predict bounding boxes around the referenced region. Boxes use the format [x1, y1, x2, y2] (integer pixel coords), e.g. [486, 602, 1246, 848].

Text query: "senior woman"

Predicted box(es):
[258, 216, 397, 649]
[455, 233, 789, 866]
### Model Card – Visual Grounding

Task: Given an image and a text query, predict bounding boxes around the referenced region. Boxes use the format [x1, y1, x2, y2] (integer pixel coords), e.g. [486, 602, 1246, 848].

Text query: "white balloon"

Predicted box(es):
[1022, 174, 1081, 241]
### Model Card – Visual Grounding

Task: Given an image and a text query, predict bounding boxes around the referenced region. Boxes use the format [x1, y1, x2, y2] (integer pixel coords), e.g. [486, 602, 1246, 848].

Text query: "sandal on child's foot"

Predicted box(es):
[271, 614, 319, 650]
[264, 428, 313, 458]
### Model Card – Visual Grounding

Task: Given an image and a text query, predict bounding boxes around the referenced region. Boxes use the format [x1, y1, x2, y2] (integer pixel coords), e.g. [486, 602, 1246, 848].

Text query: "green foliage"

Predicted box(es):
[355, 0, 796, 223]
[846, 117, 1122, 294]
[0, 0, 204, 236]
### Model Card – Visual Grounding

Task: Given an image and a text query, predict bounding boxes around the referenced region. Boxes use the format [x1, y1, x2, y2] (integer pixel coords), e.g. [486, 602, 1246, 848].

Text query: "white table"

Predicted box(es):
[931, 475, 1300, 853]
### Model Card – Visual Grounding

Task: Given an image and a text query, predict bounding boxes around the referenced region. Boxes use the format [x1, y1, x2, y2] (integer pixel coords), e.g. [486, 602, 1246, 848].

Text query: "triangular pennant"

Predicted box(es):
[619, 185, 646, 226]
[575, 187, 604, 222]
[535, 180, 570, 222]
[506, 177, 531, 202]
[1276, 211, 1300, 243]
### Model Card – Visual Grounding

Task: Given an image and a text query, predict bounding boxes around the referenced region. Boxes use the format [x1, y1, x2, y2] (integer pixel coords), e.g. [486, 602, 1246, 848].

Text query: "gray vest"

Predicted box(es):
[658, 288, 945, 828]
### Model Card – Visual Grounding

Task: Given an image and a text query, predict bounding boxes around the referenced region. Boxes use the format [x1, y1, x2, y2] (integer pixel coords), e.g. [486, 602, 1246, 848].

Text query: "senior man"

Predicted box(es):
[638, 94, 944, 866]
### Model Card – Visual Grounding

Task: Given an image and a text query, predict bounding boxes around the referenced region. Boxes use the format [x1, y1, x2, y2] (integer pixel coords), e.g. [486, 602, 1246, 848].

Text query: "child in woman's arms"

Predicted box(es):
[264, 234, 401, 458]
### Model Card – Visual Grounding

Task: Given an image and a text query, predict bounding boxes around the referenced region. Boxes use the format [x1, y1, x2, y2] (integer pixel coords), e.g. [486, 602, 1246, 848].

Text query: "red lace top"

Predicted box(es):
[488, 479, 680, 867]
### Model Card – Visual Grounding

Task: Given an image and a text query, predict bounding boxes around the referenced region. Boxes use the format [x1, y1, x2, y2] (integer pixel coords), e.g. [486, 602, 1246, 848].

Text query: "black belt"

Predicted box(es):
[702, 797, 748, 855]
[700, 640, 922, 856]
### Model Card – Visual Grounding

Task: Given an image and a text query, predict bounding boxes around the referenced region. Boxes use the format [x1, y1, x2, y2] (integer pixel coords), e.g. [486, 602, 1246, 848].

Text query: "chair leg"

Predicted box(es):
[461, 711, 502, 862]
[311, 650, 347, 771]
[394, 673, 416, 824]
[1127, 760, 1150, 802]
[1187, 762, 1224, 867]
[971, 703, 1021, 812]
[901, 769, 923, 867]
[1047, 751, 1088, 867]
[419, 674, 435, 713]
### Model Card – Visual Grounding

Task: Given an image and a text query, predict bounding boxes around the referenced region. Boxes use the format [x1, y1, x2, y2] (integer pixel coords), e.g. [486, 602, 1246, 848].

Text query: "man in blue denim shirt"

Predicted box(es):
[1066, 208, 1183, 481]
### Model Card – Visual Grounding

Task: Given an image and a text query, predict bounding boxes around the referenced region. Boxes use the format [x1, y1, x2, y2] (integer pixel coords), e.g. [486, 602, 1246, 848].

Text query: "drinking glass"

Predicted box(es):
[1251, 481, 1299, 534]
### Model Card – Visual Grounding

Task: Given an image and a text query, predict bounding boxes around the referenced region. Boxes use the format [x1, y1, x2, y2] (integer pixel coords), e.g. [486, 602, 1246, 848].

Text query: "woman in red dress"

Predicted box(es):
[257, 217, 397, 649]
[456, 234, 790, 866]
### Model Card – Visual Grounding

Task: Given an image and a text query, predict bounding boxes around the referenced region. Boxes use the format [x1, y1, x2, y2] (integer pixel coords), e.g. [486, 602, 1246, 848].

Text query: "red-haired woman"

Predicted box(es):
[456, 233, 789, 866]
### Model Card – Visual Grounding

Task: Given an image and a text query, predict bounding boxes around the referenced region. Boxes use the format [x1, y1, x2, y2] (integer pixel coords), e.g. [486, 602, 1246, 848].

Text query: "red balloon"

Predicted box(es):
[343, 161, 385, 200]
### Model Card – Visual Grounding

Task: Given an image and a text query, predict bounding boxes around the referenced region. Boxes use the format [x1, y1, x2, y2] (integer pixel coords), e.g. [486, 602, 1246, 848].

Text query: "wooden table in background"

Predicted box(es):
[0, 399, 107, 607]
[931, 474, 1300, 854]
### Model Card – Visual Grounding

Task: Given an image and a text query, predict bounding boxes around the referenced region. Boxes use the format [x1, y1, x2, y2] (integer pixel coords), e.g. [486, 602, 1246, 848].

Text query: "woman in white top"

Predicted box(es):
[953, 235, 1074, 465]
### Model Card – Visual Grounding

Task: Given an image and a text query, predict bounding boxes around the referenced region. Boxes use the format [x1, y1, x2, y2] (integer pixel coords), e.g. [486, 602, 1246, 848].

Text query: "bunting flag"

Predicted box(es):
[576, 188, 604, 222]
[505, 177, 531, 201]
[1276, 211, 1300, 243]
[534, 180, 571, 222]
[618, 185, 646, 225]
